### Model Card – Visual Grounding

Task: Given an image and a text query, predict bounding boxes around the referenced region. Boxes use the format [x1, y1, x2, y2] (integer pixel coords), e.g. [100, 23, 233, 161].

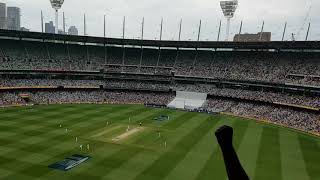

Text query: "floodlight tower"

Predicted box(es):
[220, 0, 238, 41]
[49, 0, 65, 33]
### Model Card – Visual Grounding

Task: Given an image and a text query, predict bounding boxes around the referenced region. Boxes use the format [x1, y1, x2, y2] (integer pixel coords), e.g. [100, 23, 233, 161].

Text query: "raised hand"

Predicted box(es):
[215, 125, 249, 180]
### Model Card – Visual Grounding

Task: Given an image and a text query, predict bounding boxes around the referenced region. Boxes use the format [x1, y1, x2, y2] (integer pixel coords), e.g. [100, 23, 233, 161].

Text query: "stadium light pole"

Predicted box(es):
[174, 18, 182, 67]
[159, 18, 163, 41]
[49, 0, 65, 34]
[238, 21, 243, 34]
[84, 13, 87, 36]
[63, 12, 65, 34]
[103, 14, 108, 65]
[236, 20, 242, 41]
[141, 17, 144, 41]
[259, 21, 265, 41]
[41, 10, 44, 33]
[139, 17, 144, 69]
[122, 16, 126, 39]
[178, 18, 182, 41]
[104, 15, 106, 38]
[282, 22, 287, 41]
[121, 16, 126, 68]
[217, 20, 222, 41]
[156, 18, 163, 68]
[192, 19, 202, 73]
[197, 20, 202, 41]
[220, 0, 238, 41]
[305, 22, 311, 41]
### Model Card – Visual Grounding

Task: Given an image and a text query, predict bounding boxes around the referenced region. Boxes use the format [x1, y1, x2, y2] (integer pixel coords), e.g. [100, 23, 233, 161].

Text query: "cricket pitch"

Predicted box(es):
[112, 127, 144, 142]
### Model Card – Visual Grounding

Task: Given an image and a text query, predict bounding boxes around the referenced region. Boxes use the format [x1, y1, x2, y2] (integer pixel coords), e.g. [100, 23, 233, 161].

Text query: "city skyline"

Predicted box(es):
[0, 0, 319, 41]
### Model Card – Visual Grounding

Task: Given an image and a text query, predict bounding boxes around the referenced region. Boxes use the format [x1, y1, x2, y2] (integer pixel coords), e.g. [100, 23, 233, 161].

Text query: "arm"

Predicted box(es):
[215, 125, 249, 180]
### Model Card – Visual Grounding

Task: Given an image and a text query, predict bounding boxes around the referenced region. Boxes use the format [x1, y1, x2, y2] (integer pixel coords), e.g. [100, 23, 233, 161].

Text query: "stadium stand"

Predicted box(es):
[0, 30, 319, 135]
[1, 38, 319, 86]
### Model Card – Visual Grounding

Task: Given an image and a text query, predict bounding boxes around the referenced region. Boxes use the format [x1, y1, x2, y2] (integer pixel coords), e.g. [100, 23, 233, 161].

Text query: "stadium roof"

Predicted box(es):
[0, 29, 320, 50]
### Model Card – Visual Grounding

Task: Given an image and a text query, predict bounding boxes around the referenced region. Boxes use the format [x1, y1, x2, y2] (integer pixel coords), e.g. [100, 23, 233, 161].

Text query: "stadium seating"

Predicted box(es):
[1, 39, 319, 86]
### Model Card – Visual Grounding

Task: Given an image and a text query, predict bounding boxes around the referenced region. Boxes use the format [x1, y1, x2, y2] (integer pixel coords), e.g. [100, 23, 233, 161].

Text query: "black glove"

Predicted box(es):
[215, 125, 233, 150]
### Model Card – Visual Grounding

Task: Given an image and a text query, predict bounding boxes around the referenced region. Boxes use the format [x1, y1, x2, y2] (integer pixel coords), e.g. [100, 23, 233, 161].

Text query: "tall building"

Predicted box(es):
[68, 26, 78, 35]
[45, 21, 55, 34]
[7, 7, 20, 30]
[233, 32, 272, 42]
[0, 2, 6, 29]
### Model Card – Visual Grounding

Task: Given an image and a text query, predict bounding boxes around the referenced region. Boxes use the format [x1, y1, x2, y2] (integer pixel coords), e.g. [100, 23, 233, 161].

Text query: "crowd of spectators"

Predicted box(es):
[175, 83, 320, 108]
[0, 78, 171, 91]
[206, 98, 320, 134]
[1, 39, 319, 86]
[1, 78, 318, 108]
[183, 51, 320, 86]
[0, 79, 105, 87]
[0, 90, 174, 106]
[106, 80, 170, 91]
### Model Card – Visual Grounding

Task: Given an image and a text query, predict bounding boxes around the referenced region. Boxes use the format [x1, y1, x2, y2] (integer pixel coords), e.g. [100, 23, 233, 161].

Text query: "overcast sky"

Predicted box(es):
[2, 0, 320, 41]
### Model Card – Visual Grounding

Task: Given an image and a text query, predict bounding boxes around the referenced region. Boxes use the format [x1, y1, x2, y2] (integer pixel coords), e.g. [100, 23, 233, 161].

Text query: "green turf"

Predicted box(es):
[0, 104, 319, 180]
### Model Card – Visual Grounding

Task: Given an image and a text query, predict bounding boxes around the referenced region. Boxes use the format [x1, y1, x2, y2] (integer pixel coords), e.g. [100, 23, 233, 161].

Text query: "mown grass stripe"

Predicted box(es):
[162, 111, 199, 129]
[68, 107, 152, 137]
[0, 106, 138, 160]
[0, 105, 147, 177]
[101, 114, 213, 180]
[71, 146, 144, 179]
[236, 122, 263, 179]
[104, 106, 152, 124]
[298, 134, 320, 180]
[164, 117, 225, 180]
[280, 130, 309, 180]
[254, 126, 282, 180]
[136, 108, 174, 124]
[0, 105, 128, 145]
[194, 117, 249, 180]
[0, 128, 122, 180]
[133, 116, 220, 180]
[102, 150, 158, 180]
[131, 111, 196, 146]
[0, 104, 99, 128]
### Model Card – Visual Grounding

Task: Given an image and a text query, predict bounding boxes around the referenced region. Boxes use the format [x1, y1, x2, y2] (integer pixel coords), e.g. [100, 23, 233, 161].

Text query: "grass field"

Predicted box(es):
[0, 104, 319, 180]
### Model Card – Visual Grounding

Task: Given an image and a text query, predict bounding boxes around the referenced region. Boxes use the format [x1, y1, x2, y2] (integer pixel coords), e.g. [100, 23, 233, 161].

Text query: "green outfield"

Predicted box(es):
[0, 104, 319, 180]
